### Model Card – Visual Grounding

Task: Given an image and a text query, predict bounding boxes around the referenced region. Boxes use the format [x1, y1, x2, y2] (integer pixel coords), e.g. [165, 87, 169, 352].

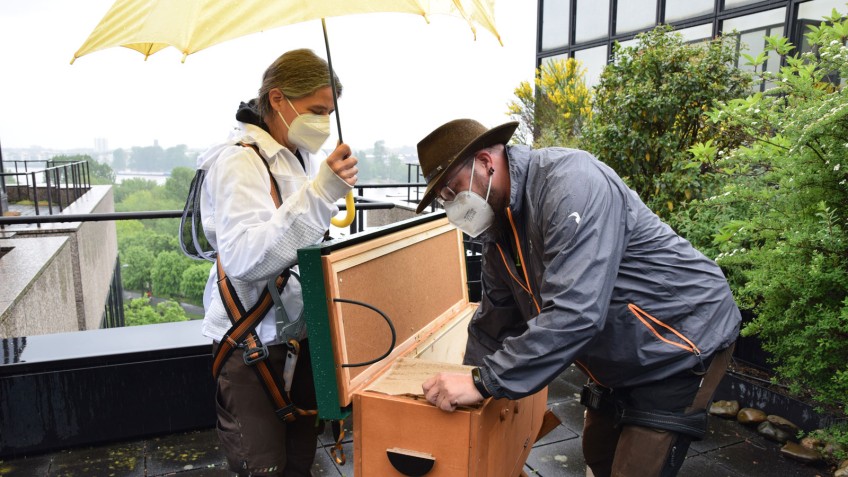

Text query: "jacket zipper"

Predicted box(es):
[495, 208, 541, 314]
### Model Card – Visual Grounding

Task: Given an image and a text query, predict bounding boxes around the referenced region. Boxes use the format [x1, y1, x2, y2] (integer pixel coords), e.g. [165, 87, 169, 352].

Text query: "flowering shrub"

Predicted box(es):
[681, 8, 848, 412]
[507, 57, 592, 148]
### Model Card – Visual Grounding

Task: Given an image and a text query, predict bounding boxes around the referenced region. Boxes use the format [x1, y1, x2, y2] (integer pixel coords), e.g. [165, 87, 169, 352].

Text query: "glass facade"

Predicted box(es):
[542, 0, 570, 49]
[723, 8, 786, 89]
[616, 0, 658, 34]
[797, 0, 847, 52]
[574, 46, 609, 86]
[575, 0, 610, 43]
[537, 1, 839, 88]
[664, 0, 714, 22]
[676, 23, 713, 43]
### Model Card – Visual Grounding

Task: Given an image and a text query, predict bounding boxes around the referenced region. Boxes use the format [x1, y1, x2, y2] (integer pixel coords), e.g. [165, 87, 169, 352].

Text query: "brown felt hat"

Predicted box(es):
[416, 119, 518, 213]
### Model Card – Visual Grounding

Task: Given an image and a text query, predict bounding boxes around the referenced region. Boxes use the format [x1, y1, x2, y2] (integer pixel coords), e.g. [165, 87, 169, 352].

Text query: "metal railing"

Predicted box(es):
[0, 178, 425, 331]
[0, 160, 91, 216]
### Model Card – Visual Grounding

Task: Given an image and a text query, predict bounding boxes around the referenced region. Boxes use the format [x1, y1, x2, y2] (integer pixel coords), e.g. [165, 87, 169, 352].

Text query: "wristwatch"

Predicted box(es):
[471, 367, 492, 399]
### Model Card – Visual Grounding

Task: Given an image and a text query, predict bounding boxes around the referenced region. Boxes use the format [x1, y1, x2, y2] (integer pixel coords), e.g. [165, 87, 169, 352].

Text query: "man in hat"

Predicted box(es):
[419, 119, 740, 477]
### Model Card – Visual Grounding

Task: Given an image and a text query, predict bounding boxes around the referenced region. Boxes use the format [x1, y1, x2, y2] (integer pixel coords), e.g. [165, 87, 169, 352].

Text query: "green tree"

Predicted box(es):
[124, 297, 188, 326]
[130, 145, 165, 171]
[112, 148, 127, 171]
[683, 9, 848, 414]
[151, 251, 191, 297]
[121, 246, 154, 291]
[114, 177, 159, 203]
[507, 58, 593, 148]
[164, 145, 194, 170]
[120, 228, 179, 257]
[581, 25, 752, 218]
[163, 166, 195, 203]
[53, 154, 115, 185]
[117, 187, 182, 236]
[180, 263, 212, 303]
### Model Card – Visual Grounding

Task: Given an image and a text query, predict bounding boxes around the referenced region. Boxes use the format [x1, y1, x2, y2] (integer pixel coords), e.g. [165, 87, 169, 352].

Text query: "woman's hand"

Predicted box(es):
[326, 142, 358, 186]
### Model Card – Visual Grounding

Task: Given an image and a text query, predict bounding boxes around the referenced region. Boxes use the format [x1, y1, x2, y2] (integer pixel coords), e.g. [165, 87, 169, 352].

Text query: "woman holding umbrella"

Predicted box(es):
[198, 48, 357, 476]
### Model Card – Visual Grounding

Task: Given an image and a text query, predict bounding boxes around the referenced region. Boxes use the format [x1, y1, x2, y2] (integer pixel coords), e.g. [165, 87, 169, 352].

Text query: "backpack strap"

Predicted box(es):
[211, 142, 316, 422]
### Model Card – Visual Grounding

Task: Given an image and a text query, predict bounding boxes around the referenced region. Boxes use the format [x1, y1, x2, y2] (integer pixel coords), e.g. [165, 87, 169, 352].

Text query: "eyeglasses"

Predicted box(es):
[435, 160, 469, 205]
[436, 185, 458, 205]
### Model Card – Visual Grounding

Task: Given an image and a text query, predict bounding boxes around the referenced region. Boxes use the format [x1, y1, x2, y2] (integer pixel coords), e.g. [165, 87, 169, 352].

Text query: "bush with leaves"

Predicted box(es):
[151, 251, 195, 298]
[124, 297, 188, 326]
[507, 58, 592, 148]
[180, 263, 212, 304]
[120, 245, 155, 291]
[581, 25, 752, 218]
[683, 9, 848, 415]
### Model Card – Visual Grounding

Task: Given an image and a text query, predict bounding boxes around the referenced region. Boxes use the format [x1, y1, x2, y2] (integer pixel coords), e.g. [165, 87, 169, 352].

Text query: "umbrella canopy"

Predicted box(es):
[71, 0, 502, 64]
[70, 0, 504, 227]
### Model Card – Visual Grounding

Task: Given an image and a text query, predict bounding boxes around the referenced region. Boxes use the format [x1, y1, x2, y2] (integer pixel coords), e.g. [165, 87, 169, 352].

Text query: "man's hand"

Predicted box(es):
[422, 372, 485, 412]
[326, 142, 358, 186]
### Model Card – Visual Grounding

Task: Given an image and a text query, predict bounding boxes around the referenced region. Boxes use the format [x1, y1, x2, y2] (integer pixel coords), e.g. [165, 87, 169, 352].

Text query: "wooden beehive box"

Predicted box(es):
[298, 214, 546, 476]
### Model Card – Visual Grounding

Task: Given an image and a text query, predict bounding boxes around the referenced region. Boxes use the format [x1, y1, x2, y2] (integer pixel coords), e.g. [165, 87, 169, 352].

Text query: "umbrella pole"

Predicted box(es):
[321, 18, 343, 144]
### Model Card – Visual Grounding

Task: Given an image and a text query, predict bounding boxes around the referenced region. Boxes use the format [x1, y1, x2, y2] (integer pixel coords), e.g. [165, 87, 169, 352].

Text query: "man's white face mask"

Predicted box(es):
[443, 160, 495, 238]
[277, 97, 331, 154]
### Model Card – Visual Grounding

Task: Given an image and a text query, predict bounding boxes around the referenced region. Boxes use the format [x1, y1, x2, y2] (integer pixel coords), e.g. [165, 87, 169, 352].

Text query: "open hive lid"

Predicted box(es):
[298, 214, 473, 420]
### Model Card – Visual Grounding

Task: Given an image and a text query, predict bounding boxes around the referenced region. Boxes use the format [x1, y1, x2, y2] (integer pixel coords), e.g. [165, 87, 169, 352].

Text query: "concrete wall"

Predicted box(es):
[0, 237, 78, 337]
[71, 188, 118, 330]
[1, 185, 117, 336]
[364, 201, 424, 228]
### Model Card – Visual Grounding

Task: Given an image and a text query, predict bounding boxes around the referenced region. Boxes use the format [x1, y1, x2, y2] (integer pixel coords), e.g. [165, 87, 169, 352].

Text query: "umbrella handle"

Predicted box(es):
[330, 191, 356, 228]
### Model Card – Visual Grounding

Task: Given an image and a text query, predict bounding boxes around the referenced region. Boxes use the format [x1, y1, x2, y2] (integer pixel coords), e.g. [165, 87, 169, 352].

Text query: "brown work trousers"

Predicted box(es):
[214, 340, 319, 477]
[582, 346, 734, 477]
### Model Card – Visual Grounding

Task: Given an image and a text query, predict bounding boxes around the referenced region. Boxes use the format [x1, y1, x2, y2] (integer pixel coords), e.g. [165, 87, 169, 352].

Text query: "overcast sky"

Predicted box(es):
[0, 1, 538, 153]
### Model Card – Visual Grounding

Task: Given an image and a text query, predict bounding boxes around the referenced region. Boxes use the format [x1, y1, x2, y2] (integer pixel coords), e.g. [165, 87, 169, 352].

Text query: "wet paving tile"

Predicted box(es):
[0, 365, 834, 477]
[47, 440, 144, 477]
[678, 454, 739, 477]
[145, 430, 226, 476]
[691, 416, 757, 454]
[536, 399, 582, 446]
[0, 453, 51, 477]
[525, 435, 587, 477]
[549, 397, 587, 436]
[701, 438, 829, 477]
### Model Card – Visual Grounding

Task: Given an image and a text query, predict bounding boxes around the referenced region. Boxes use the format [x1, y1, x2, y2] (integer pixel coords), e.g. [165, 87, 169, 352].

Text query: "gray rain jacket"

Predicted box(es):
[469, 145, 741, 400]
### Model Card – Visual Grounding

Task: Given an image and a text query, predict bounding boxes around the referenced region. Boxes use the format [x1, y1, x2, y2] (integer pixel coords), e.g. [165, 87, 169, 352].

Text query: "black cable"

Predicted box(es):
[332, 298, 396, 368]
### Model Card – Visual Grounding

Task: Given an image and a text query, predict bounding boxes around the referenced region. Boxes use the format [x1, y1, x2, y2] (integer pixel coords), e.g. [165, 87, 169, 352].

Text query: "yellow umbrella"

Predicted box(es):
[71, 0, 501, 63]
[71, 0, 503, 226]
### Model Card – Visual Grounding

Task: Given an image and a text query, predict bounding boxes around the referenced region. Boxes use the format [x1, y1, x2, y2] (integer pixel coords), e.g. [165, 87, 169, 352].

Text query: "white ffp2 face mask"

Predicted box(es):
[443, 162, 494, 238]
[278, 98, 331, 154]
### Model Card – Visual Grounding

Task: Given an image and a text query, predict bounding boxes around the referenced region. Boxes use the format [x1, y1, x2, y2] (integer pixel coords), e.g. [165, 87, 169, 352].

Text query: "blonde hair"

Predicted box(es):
[257, 49, 343, 118]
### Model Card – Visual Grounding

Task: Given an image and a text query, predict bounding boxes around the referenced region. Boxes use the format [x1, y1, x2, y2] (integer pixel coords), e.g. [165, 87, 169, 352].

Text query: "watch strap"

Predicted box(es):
[471, 367, 492, 398]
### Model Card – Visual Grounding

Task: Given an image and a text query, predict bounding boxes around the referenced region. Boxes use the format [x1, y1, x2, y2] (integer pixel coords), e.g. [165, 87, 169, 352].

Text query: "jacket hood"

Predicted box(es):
[235, 99, 270, 133]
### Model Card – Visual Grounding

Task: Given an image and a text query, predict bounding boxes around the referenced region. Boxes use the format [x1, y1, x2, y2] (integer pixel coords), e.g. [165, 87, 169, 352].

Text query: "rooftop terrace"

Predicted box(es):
[0, 361, 831, 477]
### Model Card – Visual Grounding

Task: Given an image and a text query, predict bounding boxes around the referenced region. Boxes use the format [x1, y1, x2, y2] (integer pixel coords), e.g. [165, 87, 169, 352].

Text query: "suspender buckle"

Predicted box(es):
[242, 344, 269, 365]
[275, 404, 297, 422]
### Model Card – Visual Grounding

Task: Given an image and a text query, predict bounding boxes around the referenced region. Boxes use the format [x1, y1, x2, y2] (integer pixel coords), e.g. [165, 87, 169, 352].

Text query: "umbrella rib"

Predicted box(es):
[411, 0, 431, 23]
[449, 0, 479, 41]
